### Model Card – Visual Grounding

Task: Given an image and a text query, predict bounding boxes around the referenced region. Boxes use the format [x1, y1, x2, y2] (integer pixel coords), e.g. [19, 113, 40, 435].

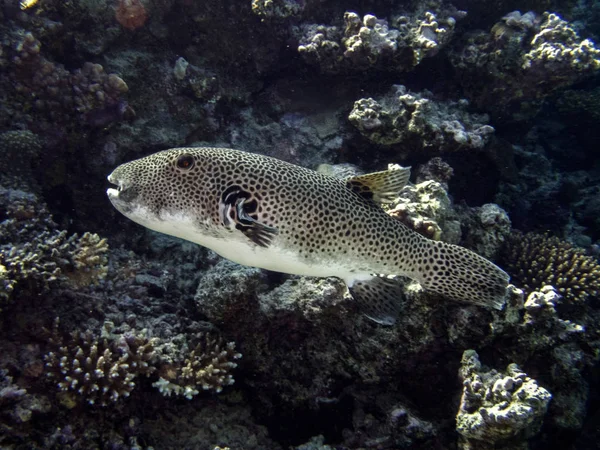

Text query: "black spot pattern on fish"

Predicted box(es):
[109, 147, 509, 309]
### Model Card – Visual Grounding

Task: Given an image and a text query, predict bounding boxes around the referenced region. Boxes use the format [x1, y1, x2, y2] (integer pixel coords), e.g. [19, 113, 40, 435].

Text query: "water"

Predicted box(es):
[0, 1, 599, 449]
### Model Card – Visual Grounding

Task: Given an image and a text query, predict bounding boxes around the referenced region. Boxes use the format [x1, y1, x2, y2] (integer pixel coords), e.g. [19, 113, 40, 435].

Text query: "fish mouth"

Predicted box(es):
[106, 172, 124, 200]
[106, 172, 133, 205]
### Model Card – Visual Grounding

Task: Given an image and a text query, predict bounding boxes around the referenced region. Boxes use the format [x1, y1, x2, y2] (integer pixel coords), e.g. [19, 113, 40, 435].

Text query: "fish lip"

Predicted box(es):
[106, 172, 125, 199]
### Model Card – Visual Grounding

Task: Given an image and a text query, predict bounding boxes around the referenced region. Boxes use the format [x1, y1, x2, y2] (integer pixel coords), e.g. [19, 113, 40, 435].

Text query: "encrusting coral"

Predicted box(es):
[251, 0, 303, 19]
[297, 7, 463, 73]
[499, 232, 600, 302]
[153, 333, 242, 399]
[450, 11, 600, 117]
[348, 85, 494, 152]
[386, 178, 460, 242]
[456, 350, 552, 447]
[0, 30, 130, 130]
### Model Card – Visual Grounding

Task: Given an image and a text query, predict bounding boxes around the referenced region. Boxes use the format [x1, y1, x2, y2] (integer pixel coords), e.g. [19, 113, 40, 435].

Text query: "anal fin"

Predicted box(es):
[346, 164, 411, 204]
[345, 275, 405, 325]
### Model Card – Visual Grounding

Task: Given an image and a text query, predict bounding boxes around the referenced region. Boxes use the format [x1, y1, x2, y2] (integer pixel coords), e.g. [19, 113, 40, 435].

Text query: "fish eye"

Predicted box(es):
[176, 154, 195, 171]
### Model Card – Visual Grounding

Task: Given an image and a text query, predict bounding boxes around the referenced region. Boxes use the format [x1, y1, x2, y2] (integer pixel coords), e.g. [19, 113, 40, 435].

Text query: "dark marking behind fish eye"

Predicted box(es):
[176, 154, 195, 170]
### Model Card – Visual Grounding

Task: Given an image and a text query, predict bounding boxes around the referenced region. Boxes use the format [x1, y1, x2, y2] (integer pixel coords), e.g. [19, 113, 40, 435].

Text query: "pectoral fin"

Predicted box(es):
[345, 275, 405, 325]
[235, 198, 278, 247]
[220, 185, 279, 248]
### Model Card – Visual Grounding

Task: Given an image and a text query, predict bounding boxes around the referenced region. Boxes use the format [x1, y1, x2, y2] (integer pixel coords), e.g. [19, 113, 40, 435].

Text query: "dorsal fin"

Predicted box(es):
[346, 164, 411, 204]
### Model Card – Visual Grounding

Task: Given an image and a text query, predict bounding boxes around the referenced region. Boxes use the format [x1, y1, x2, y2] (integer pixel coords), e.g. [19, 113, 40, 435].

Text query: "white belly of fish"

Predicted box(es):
[126, 205, 350, 278]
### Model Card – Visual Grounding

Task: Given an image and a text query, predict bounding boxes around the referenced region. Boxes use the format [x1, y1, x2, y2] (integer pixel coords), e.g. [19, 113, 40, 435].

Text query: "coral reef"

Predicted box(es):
[0, 370, 51, 430]
[143, 398, 281, 449]
[457, 203, 512, 260]
[487, 285, 596, 432]
[0, 30, 130, 131]
[0, 0, 599, 448]
[348, 85, 494, 152]
[456, 349, 552, 447]
[297, 7, 464, 73]
[415, 157, 454, 191]
[499, 232, 600, 302]
[0, 130, 42, 185]
[450, 11, 600, 118]
[44, 320, 157, 406]
[386, 178, 461, 242]
[251, 0, 303, 19]
[556, 86, 600, 122]
[153, 333, 242, 399]
[0, 224, 109, 302]
[115, 0, 148, 31]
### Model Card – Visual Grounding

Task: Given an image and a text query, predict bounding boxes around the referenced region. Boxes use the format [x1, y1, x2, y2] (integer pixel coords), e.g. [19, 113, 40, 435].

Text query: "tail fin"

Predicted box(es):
[410, 240, 510, 309]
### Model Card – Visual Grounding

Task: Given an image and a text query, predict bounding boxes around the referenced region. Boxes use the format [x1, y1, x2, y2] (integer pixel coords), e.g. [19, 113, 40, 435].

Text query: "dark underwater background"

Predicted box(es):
[1, 0, 600, 449]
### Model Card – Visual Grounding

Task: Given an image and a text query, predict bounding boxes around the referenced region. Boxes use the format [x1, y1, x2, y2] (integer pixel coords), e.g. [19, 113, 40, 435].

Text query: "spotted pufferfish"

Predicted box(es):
[106, 147, 510, 324]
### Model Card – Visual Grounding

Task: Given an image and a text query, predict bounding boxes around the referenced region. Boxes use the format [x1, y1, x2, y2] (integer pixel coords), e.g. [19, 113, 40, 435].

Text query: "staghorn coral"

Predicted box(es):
[0, 230, 109, 298]
[0, 186, 109, 303]
[44, 320, 157, 406]
[499, 232, 600, 302]
[456, 350, 552, 447]
[348, 85, 494, 151]
[153, 333, 242, 399]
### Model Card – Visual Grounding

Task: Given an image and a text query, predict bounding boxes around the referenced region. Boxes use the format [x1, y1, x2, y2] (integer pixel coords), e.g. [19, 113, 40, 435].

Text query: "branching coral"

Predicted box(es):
[0, 230, 109, 297]
[67, 232, 109, 288]
[153, 333, 242, 399]
[0, 369, 50, 429]
[44, 320, 157, 406]
[0, 187, 109, 303]
[499, 232, 600, 302]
